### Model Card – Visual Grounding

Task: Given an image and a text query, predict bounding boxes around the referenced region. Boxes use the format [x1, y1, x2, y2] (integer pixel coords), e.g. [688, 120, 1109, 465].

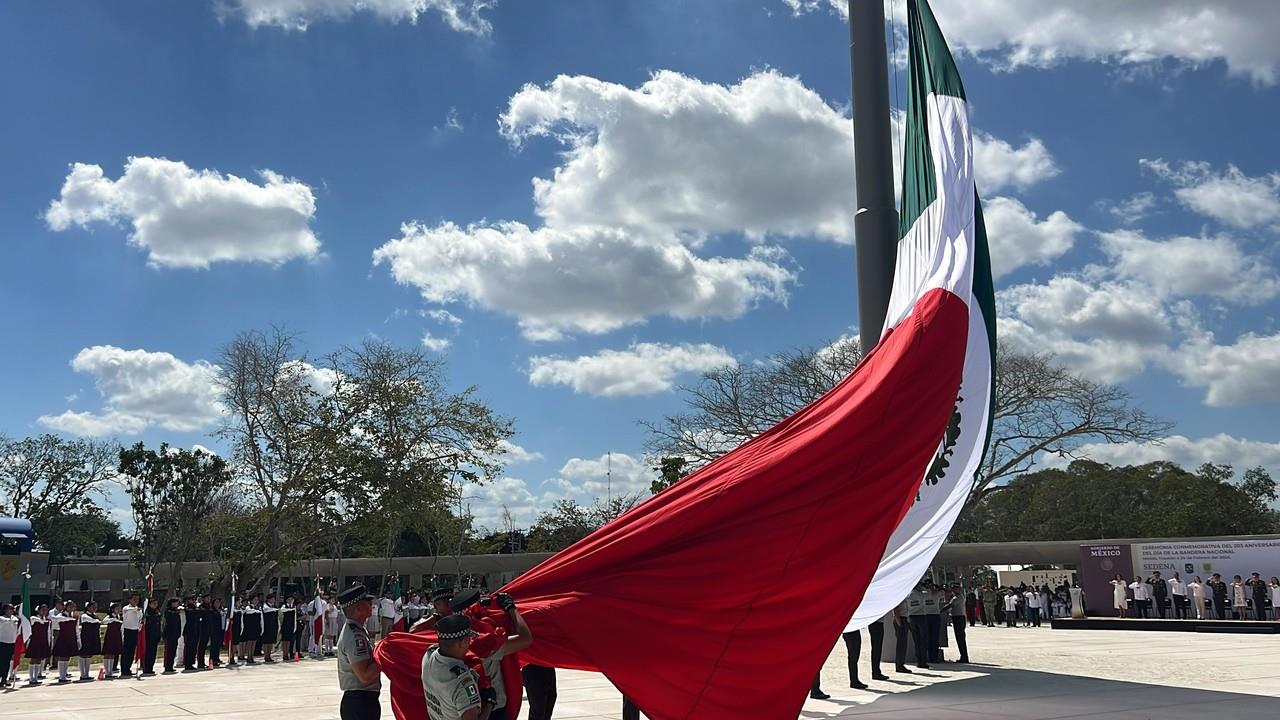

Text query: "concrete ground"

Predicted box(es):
[4, 624, 1278, 719]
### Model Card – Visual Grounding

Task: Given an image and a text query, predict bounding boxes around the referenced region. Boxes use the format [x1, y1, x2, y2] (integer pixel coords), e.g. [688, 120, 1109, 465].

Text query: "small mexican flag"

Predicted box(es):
[11, 568, 32, 681]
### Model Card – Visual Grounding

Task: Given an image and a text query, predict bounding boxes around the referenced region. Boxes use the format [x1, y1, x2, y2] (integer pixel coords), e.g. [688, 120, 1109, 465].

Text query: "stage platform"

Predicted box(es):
[1052, 617, 1280, 633]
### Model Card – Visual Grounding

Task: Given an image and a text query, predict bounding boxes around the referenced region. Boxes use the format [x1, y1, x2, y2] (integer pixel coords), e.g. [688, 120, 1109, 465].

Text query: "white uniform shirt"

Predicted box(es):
[1188, 582, 1206, 599]
[1003, 593, 1018, 611]
[1168, 579, 1186, 597]
[1129, 581, 1151, 601]
[121, 603, 142, 630]
[378, 598, 397, 619]
[422, 646, 482, 720]
[0, 614, 18, 643]
[1024, 591, 1041, 609]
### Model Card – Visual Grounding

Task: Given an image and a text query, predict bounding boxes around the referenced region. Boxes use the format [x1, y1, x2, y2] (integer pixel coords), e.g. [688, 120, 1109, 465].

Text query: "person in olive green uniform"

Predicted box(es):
[422, 614, 494, 720]
[336, 584, 382, 720]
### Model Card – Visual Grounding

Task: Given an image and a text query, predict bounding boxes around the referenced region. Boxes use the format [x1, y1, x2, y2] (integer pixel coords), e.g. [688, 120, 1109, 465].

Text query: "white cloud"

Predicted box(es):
[495, 440, 543, 465]
[982, 196, 1080, 278]
[46, 157, 319, 269]
[785, 0, 1280, 84]
[38, 346, 223, 437]
[501, 70, 860, 242]
[973, 133, 1059, 194]
[1100, 192, 1160, 225]
[1141, 159, 1280, 229]
[501, 71, 1056, 244]
[1042, 434, 1280, 476]
[423, 308, 463, 327]
[421, 332, 451, 352]
[463, 476, 542, 531]
[557, 452, 651, 497]
[373, 221, 794, 341]
[1000, 276, 1173, 346]
[528, 342, 735, 397]
[1099, 230, 1280, 304]
[1169, 331, 1280, 406]
[229, 0, 495, 34]
[998, 275, 1179, 382]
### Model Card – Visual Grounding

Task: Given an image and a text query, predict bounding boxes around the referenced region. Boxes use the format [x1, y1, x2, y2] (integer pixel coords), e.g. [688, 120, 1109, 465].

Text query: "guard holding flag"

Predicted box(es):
[335, 584, 382, 720]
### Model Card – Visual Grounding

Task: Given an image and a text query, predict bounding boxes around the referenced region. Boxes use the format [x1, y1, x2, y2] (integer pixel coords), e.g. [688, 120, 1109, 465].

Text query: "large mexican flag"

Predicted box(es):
[847, 0, 997, 630]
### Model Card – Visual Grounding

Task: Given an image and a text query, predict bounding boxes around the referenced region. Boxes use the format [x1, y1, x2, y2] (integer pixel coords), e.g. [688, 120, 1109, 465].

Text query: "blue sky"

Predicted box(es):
[3, 0, 1279, 531]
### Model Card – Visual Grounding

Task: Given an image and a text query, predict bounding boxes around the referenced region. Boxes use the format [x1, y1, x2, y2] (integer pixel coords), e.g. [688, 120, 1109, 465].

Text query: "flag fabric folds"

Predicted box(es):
[846, 0, 996, 632]
[376, 0, 986, 717]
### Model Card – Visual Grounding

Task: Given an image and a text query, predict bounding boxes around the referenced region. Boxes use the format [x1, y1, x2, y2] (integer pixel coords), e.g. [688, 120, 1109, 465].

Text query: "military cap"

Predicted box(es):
[436, 614, 476, 641]
[450, 588, 482, 613]
[338, 583, 375, 610]
[430, 587, 455, 602]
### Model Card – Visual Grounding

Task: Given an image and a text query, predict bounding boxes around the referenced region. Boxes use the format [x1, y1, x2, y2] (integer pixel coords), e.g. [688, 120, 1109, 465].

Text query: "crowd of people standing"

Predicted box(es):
[0, 580, 448, 689]
[1110, 571, 1279, 620]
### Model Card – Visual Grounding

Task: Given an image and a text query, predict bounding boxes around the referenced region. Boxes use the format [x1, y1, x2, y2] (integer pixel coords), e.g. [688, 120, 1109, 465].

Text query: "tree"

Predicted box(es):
[119, 442, 233, 585]
[651, 456, 691, 495]
[644, 339, 1171, 504]
[0, 434, 119, 520]
[951, 460, 1280, 542]
[337, 339, 513, 576]
[28, 509, 126, 564]
[214, 327, 512, 591]
[526, 494, 644, 553]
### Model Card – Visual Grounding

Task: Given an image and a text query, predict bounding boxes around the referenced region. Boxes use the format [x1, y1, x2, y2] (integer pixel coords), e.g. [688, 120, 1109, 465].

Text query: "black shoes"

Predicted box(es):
[872, 672, 891, 681]
[809, 690, 831, 700]
[895, 666, 912, 674]
[850, 679, 868, 689]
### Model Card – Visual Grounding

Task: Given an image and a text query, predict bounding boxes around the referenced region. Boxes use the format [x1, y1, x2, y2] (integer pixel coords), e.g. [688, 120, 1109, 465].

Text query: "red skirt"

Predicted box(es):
[52, 619, 78, 657]
[26, 620, 52, 660]
[102, 621, 123, 655]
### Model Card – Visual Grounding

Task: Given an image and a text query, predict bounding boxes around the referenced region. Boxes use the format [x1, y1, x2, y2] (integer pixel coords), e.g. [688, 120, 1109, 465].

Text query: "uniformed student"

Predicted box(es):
[924, 583, 943, 662]
[944, 585, 970, 663]
[182, 595, 202, 672]
[335, 584, 383, 720]
[422, 614, 495, 720]
[121, 593, 142, 677]
[0, 604, 17, 688]
[262, 593, 279, 662]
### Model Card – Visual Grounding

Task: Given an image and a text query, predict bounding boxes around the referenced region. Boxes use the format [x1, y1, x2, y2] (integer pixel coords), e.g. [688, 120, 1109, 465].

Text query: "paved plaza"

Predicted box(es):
[4, 626, 1279, 720]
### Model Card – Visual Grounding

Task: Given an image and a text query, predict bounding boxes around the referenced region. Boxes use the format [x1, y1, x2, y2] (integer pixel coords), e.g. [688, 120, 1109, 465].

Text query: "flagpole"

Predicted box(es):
[849, 0, 899, 354]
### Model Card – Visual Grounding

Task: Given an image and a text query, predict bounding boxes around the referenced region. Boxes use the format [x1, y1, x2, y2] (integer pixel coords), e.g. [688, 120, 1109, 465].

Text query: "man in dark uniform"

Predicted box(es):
[1247, 573, 1269, 620]
[1149, 571, 1169, 619]
[1208, 574, 1229, 619]
[196, 594, 212, 669]
[162, 598, 182, 674]
[842, 613, 889, 689]
[336, 584, 382, 720]
[182, 595, 202, 672]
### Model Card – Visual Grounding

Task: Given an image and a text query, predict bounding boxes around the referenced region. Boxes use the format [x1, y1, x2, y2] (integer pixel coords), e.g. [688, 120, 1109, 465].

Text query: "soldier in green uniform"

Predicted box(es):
[422, 615, 495, 720]
[335, 584, 383, 720]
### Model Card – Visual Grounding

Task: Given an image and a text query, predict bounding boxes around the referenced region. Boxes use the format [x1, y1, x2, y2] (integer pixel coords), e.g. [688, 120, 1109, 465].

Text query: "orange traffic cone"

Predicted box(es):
[97, 666, 106, 681]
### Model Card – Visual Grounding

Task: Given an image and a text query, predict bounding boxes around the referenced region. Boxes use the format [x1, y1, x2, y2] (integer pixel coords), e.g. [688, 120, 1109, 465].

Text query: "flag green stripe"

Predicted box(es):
[898, 0, 968, 238]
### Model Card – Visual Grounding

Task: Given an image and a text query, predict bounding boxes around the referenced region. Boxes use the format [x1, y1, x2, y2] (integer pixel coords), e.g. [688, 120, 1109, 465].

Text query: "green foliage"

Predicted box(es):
[0, 434, 118, 519]
[651, 456, 691, 495]
[28, 508, 126, 564]
[527, 494, 644, 553]
[119, 442, 233, 578]
[951, 461, 1280, 542]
